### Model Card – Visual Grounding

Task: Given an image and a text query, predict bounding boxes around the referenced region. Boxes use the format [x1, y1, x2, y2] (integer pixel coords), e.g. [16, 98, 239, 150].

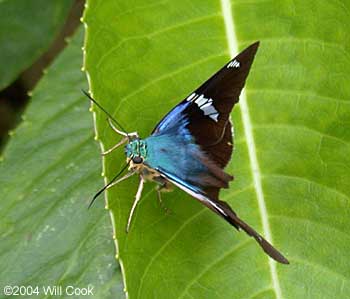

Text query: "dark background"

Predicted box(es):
[0, 0, 83, 152]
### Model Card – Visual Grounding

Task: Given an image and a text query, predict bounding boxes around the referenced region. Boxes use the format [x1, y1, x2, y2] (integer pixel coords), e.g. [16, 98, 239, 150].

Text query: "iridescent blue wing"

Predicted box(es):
[149, 42, 261, 201]
[152, 42, 260, 169]
[145, 42, 289, 264]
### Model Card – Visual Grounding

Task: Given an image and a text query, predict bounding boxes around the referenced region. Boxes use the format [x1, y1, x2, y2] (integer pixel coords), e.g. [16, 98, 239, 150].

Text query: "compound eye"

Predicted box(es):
[132, 156, 143, 164]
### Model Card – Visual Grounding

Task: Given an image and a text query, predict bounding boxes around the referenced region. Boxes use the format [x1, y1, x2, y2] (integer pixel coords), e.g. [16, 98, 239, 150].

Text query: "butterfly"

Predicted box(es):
[84, 41, 289, 264]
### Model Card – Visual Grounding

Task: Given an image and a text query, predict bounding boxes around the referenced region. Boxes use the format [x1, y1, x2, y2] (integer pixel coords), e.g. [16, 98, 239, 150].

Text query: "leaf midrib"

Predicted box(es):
[220, 0, 283, 298]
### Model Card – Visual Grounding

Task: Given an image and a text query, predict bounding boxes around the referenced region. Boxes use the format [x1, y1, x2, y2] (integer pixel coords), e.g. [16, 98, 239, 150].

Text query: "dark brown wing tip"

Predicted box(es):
[259, 237, 290, 264]
[251, 40, 260, 49]
[245, 41, 260, 52]
[236, 41, 260, 61]
[226, 210, 289, 265]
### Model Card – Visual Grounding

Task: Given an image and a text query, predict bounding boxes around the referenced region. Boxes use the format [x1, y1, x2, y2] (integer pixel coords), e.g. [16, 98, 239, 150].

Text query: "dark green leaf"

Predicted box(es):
[0, 0, 73, 90]
[0, 28, 123, 299]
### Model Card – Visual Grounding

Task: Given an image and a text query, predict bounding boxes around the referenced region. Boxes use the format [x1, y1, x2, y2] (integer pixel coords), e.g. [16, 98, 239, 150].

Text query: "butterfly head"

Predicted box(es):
[125, 139, 147, 164]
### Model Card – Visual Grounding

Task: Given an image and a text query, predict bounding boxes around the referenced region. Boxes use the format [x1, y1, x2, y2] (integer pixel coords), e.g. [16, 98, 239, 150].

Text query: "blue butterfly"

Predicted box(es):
[84, 42, 289, 264]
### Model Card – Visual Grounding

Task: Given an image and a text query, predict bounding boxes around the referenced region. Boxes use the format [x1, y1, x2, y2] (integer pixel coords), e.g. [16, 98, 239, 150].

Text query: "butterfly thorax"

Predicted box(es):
[125, 139, 147, 160]
[125, 139, 171, 188]
[125, 139, 148, 169]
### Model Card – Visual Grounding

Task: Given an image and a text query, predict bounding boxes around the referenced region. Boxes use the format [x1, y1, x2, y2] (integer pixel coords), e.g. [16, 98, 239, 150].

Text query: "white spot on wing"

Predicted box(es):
[227, 59, 240, 68]
[202, 104, 217, 116]
[187, 92, 220, 122]
[186, 93, 196, 101]
[194, 95, 207, 106]
[209, 113, 219, 121]
[200, 100, 213, 109]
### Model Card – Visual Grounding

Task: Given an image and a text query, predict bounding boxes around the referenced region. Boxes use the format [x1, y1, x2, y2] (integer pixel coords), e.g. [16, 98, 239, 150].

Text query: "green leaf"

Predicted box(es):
[0, 28, 123, 298]
[84, 1, 350, 299]
[0, 0, 73, 90]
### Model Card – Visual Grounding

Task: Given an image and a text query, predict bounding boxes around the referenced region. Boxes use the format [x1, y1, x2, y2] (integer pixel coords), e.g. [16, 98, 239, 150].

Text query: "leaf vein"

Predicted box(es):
[177, 239, 251, 299]
[136, 207, 208, 299]
[248, 88, 350, 104]
[220, 0, 283, 298]
[96, 14, 221, 69]
[255, 124, 350, 147]
[266, 173, 350, 203]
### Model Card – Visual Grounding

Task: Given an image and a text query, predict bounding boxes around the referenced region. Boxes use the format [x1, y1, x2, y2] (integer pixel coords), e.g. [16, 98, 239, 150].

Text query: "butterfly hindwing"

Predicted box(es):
[155, 167, 289, 264]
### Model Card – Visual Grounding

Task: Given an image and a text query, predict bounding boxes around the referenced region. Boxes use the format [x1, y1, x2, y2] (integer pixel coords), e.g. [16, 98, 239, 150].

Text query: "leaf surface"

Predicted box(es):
[0, 0, 72, 90]
[0, 28, 123, 298]
[84, 1, 350, 298]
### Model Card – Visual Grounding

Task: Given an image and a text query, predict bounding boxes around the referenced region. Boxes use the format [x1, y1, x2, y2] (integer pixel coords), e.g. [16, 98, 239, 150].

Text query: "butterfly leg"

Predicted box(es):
[156, 187, 171, 214]
[155, 180, 173, 214]
[126, 176, 144, 232]
[101, 136, 128, 156]
[107, 118, 139, 138]
[106, 171, 135, 190]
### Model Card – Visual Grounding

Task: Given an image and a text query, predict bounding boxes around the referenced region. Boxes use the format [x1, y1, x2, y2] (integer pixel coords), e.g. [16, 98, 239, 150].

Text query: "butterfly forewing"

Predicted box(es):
[152, 42, 259, 169]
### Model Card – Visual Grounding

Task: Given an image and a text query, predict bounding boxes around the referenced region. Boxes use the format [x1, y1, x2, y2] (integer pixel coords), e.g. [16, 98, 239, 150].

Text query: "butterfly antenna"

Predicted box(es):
[81, 89, 129, 136]
[88, 161, 131, 209]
